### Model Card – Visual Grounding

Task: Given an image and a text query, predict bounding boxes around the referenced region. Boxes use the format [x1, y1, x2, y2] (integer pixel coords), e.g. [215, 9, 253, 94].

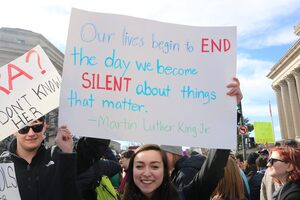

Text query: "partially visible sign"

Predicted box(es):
[0, 163, 21, 200]
[0, 45, 61, 141]
[253, 122, 275, 144]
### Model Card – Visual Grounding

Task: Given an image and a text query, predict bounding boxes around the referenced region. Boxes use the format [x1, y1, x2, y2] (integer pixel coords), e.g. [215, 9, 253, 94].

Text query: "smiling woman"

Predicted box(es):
[123, 144, 180, 200]
[122, 144, 231, 200]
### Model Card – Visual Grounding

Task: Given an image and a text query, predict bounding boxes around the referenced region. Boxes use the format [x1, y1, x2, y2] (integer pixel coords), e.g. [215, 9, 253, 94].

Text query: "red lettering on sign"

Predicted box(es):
[0, 64, 33, 95]
[201, 38, 231, 53]
[81, 72, 132, 92]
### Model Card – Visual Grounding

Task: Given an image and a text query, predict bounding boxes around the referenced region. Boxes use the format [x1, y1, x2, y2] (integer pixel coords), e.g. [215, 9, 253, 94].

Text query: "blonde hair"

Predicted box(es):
[211, 157, 245, 200]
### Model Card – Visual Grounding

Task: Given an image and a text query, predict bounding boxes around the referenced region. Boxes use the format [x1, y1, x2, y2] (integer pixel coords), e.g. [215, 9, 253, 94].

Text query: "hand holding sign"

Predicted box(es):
[226, 77, 243, 103]
[55, 126, 74, 153]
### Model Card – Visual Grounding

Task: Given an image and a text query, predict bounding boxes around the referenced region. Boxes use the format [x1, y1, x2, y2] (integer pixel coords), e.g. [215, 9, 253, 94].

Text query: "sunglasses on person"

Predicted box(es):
[18, 124, 44, 134]
[267, 158, 287, 165]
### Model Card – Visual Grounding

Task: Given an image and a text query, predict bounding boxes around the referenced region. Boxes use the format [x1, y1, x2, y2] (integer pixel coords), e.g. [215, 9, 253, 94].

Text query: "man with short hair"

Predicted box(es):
[0, 116, 81, 200]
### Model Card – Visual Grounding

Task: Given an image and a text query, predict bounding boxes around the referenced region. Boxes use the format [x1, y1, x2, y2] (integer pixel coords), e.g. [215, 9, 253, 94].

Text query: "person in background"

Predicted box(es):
[160, 144, 206, 190]
[267, 146, 300, 200]
[0, 116, 81, 200]
[282, 139, 298, 148]
[248, 156, 267, 200]
[260, 139, 299, 200]
[76, 137, 121, 200]
[258, 149, 269, 161]
[275, 142, 281, 147]
[110, 151, 122, 190]
[244, 152, 259, 181]
[233, 153, 250, 200]
[118, 150, 135, 196]
[210, 156, 246, 200]
[235, 153, 245, 170]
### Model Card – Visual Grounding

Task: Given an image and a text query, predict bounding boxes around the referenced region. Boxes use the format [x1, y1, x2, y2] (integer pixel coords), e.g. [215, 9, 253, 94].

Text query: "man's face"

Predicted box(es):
[15, 120, 46, 153]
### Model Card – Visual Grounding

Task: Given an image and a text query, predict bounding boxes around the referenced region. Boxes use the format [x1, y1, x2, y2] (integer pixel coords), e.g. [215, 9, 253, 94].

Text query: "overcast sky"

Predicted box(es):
[1, 0, 300, 143]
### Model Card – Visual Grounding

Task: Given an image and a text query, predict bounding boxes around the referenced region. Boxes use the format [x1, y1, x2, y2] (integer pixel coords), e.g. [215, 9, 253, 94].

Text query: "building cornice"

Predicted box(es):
[267, 38, 300, 80]
[295, 23, 300, 36]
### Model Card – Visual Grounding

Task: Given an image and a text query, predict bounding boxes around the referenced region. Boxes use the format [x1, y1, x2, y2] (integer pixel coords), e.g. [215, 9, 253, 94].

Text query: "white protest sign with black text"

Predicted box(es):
[59, 8, 237, 149]
[0, 163, 21, 200]
[0, 45, 61, 141]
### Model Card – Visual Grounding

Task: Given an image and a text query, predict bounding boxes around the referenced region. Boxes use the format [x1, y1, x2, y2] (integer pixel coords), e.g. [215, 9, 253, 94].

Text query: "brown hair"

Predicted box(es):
[122, 144, 179, 200]
[211, 157, 245, 200]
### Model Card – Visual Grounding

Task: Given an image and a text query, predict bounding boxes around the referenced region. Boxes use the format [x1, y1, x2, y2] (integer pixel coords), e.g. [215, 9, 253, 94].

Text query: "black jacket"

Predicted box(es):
[171, 154, 206, 190]
[248, 170, 265, 200]
[0, 139, 81, 200]
[182, 149, 230, 200]
[77, 153, 121, 192]
[76, 137, 121, 200]
[274, 179, 300, 200]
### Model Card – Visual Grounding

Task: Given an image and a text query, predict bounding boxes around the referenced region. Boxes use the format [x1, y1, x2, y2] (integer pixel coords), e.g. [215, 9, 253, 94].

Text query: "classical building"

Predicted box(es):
[267, 23, 300, 141]
[0, 27, 64, 146]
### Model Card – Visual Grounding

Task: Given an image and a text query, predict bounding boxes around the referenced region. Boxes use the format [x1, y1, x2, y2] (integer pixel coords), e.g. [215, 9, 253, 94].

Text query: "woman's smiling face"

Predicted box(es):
[133, 150, 164, 199]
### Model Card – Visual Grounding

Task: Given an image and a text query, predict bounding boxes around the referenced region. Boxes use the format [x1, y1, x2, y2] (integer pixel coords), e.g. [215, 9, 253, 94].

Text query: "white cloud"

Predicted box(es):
[237, 53, 275, 103]
[240, 25, 299, 49]
[1, 0, 300, 50]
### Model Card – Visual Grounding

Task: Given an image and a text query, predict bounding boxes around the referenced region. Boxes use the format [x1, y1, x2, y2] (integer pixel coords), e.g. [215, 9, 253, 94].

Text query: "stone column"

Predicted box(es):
[286, 75, 300, 139]
[279, 80, 294, 139]
[293, 68, 300, 105]
[273, 85, 288, 139]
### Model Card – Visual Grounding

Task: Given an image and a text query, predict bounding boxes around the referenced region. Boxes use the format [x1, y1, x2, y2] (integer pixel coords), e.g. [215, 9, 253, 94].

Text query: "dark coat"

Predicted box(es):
[76, 137, 121, 200]
[0, 139, 81, 200]
[248, 170, 265, 200]
[274, 179, 300, 200]
[171, 154, 206, 190]
[182, 149, 230, 200]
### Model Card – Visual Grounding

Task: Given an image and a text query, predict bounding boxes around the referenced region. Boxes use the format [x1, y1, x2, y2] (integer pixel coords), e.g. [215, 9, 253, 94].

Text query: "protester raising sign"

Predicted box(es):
[0, 45, 61, 141]
[59, 8, 237, 149]
[254, 121, 275, 144]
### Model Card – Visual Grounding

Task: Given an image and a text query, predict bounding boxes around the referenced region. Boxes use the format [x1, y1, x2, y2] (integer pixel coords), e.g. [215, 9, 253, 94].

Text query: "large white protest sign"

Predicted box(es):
[0, 45, 61, 141]
[59, 8, 237, 149]
[0, 163, 21, 200]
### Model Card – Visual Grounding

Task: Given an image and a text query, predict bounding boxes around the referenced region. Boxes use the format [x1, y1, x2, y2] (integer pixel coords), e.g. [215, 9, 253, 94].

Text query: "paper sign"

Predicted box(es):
[253, 122, 275, 144]
[0, 45, 61, 141]
[59, 8, 237, 149]
[0, 163, 21, 200]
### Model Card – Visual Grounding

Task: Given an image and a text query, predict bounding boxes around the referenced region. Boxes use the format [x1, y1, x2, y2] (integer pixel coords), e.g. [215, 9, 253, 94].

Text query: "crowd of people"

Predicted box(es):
[1, 77, 300, 200]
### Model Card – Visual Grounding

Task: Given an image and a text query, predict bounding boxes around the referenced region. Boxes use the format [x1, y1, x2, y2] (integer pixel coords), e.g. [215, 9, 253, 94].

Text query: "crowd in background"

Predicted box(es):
[1, 78, 300, 200]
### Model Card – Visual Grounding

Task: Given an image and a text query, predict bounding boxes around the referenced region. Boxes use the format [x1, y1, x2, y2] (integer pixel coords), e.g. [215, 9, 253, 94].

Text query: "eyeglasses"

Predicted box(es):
[267, 158, 287, 165]
[18, 124, 44, 134]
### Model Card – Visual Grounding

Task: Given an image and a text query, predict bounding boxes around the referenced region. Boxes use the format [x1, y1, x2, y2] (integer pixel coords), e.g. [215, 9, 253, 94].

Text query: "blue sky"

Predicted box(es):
[1, 0, 300, 145]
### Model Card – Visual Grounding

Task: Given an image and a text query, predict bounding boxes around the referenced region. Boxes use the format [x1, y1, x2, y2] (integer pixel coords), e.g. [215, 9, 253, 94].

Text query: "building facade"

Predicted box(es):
[0, 27, 64, 146]
[267, 23, 300, 141]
